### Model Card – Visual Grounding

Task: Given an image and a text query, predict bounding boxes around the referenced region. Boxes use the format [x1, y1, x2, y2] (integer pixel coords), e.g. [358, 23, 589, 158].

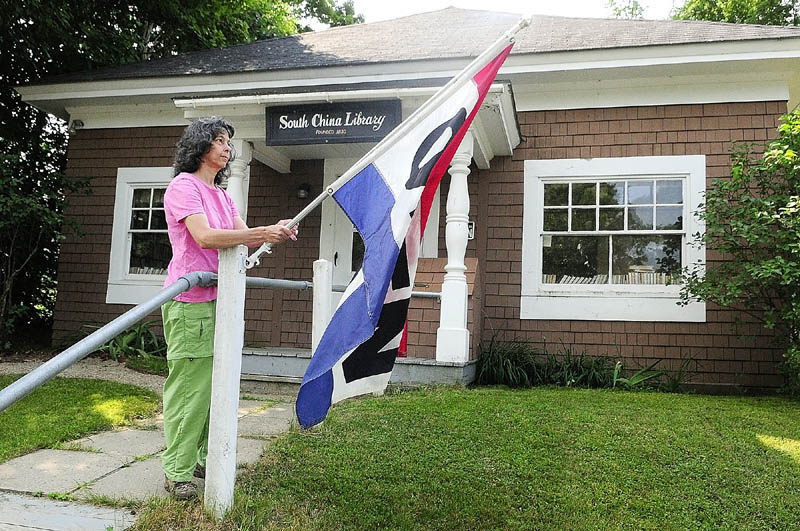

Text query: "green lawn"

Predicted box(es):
[0, 375, 160, 463]
[134, 387, 800, 530]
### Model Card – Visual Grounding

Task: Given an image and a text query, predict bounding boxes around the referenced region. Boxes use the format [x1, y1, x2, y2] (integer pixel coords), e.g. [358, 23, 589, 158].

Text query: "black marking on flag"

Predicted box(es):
[342, 298, 409, 382]
[392, 241, 410, 289]
[406, 107, 468, 190]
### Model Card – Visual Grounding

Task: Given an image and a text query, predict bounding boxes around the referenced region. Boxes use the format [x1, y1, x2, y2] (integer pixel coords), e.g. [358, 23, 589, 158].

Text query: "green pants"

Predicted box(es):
[161, 300, 216, 482]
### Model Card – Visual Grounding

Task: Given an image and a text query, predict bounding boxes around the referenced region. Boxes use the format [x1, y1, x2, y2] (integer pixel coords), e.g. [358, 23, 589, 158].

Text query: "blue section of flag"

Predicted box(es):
[296, 163, 400, 428]
[295, 369, 332, 428]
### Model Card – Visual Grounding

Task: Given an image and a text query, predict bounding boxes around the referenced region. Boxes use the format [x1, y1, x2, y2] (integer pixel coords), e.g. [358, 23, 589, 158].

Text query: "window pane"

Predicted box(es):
[152, 188, 166, 208]
[572, 183, 596, 206]
[611, 235, 682, 284]
[627, 181, 653, 205]
[132, 188, 151, 208]
[628, 206, 653, 230]
[129, 233, 171, 274]
[544, 183, 568, 206]
[151, 209, 168, 230]
[599, 182, 624, 206]
[542, 235, 609, 284]
[599, 208, 624, 230]
[130, 210, 149, 230]
[656, 180, 682, 204]
[655, 206, 682, 230]
[543, 209, 568, 231]
[572, 209, 595, 231]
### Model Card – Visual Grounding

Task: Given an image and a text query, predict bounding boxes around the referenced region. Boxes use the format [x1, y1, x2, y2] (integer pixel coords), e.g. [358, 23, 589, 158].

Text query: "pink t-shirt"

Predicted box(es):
[163, 172, 240, 302]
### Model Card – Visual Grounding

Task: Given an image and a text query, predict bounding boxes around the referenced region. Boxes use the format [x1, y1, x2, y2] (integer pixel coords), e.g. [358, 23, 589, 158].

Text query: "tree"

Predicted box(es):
[674, 0, 800, 25]
[301, 0, 364, 29]
[0, 0, 361, 345]
[680, 110, 800, 391]
[606, 0, 645, 19]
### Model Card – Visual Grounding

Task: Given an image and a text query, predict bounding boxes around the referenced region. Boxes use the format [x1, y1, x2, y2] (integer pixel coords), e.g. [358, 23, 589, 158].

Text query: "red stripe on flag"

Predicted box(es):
[418, 43, 514, 233]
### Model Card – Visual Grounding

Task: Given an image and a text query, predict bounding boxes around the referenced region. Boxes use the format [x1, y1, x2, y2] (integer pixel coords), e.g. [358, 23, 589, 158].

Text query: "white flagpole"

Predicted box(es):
[245, 15, 531, 269]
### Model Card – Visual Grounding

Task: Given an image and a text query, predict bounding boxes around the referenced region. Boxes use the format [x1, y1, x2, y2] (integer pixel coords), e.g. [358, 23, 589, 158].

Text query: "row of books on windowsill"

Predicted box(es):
[542, 272, 674, 285]
[129, 267, 167, 275]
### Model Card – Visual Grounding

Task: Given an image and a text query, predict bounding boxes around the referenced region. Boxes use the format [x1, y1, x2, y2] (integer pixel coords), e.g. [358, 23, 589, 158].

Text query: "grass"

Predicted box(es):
[133, 386, 800, 530]
[0, 375, 160, 463]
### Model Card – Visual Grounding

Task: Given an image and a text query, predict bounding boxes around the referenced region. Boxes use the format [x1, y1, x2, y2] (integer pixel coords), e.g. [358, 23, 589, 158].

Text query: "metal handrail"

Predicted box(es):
[0, 271, 440, 412]
[0, 271, 218, 413]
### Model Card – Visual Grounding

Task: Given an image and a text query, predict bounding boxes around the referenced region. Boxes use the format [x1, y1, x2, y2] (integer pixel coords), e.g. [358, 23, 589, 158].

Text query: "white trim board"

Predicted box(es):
[521, 155, 706, 322]
[515, 78, 789, 111]
[107, 167, 173, 305]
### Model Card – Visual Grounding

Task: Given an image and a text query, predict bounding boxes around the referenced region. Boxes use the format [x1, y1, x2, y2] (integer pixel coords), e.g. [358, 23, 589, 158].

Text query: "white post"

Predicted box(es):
[435, 132, 473, 363]
[312, 259, 333, 352]
[227, 139, 252, 218]
[205, 245, 247, 518]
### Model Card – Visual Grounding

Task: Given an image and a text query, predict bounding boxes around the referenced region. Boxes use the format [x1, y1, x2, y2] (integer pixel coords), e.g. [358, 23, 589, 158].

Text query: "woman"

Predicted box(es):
[161, 116, 297, 500]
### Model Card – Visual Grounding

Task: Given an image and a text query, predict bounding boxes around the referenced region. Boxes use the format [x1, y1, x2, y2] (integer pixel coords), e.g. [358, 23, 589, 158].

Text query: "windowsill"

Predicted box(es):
[520, 293, 705, 322]
[106, 278, 167, 305]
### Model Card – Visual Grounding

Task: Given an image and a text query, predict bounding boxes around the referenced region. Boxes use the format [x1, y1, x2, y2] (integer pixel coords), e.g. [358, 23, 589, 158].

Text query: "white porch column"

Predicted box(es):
[435, 132, 473, 363]
[227, 139, 252, 218]
[312, 259, 333, 352]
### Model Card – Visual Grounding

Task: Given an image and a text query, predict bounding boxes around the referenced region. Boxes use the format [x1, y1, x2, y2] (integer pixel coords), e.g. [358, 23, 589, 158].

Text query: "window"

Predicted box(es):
[107, 167, 173, 304]
[522, 156, 706, 322]
[128, 187, 170, 275]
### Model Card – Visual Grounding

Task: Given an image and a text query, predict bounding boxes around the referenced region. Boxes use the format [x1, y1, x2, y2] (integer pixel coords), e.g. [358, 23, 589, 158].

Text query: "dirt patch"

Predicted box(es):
[0, 347, 59, 364]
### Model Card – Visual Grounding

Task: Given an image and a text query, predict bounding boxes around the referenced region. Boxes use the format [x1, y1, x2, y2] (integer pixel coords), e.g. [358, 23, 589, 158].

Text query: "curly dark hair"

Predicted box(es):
[173, 116, 237, 185]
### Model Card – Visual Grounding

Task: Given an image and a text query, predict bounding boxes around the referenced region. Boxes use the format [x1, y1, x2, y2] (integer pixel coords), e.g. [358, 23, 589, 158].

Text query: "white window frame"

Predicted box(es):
[107, 167, 173, 304]
[522, 155, 706, 322]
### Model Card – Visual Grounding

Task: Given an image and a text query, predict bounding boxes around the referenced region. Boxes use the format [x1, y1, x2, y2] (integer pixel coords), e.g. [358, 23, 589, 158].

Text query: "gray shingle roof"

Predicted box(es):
[37, 7, 800, 84]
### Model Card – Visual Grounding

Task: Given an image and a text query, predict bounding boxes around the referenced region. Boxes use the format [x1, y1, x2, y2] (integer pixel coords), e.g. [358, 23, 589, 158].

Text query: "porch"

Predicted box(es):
[239, 347, 478, 394]
[240, 256, 482, 392]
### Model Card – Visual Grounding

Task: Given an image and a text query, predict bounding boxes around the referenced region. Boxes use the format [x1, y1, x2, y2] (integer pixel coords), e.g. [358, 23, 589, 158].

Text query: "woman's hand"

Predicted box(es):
[253, 220, 298, 244]
[278, 219, 299, 241]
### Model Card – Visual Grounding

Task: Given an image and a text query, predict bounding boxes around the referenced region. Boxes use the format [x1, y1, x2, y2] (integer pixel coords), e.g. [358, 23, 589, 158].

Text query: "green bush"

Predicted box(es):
[681, 110, 800, 391]
[476, 336, 535, 387]
[779, 344, 800, 397]
[612, 360, 663, 389]
[91, 320, 166, 362]
[477, 338, 620, 389]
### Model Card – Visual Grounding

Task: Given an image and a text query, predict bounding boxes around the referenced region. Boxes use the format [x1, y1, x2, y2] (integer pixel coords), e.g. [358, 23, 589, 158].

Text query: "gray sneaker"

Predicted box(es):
[164, 476, 198, 500]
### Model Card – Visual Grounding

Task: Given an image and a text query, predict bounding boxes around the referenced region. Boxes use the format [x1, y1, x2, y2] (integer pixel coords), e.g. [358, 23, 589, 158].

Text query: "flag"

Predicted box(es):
[296, 29, 520, 429]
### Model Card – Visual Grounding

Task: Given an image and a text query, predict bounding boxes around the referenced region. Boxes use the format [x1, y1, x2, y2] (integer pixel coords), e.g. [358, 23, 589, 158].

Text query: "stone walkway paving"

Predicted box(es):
[0, 395, 296, 530]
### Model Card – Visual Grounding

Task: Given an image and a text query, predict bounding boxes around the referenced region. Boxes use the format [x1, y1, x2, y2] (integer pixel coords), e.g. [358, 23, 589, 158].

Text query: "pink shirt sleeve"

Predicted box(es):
[166, 176, 205, 223]
[224, 188, 240, 220]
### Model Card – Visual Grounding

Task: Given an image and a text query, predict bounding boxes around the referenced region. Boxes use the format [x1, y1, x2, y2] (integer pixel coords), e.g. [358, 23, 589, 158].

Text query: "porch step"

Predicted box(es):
[240, 373, 302, 396]
[241, 347, 477, 387]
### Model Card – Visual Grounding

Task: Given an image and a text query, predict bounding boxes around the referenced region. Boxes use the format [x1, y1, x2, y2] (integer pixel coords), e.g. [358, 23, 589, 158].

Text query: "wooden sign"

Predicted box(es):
[266, 100, 401, 145]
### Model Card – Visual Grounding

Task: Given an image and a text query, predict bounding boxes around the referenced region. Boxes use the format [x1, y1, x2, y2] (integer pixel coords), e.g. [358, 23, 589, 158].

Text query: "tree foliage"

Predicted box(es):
[674, 0, 800, 25]
[606, 0, 645, 19]
[0, 0, 361, 344]
[681, 111, 800, 384]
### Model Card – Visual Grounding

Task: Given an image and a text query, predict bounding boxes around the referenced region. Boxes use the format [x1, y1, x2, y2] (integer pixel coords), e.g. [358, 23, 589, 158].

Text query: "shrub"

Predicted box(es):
[680, 110, 800, 391]
[92, 320, 167, 362]
[476, 336, 535, 387]
[477, 337, 624, 389]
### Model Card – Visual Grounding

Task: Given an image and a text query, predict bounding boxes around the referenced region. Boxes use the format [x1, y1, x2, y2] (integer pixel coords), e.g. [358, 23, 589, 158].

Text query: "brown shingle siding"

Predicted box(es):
[473, 100, 787, 389]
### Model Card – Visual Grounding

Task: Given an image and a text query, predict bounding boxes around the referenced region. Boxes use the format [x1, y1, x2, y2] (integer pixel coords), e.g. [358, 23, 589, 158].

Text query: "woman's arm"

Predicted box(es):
[184, 214, 295, 249]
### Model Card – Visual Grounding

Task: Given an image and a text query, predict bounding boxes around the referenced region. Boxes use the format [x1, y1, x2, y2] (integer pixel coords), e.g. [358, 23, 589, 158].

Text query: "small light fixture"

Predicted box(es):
[68, 119, 84, 134]
[296, 183, 311, 199]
